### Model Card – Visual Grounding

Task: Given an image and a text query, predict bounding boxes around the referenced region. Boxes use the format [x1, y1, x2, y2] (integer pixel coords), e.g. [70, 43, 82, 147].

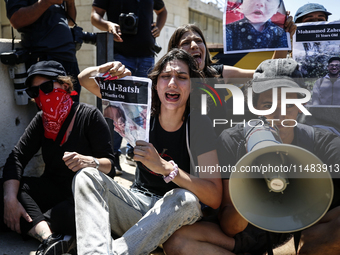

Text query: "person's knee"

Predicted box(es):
[72, 167, 99, 193]
[163, 229, 188, 255]
[332, 206, 340, 218]
[170, 189, 200, 210]
[165, 189, 202, 222]
[334, 211, 340, 229]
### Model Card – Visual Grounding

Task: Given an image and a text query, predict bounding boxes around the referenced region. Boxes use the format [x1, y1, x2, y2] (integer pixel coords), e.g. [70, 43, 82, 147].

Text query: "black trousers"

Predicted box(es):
[0, 176, 75, 236]
[233, 224, 292, 254]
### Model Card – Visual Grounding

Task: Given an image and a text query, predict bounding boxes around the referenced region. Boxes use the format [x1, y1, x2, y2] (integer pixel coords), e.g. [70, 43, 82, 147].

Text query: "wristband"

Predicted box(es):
[93, 157, 99, 169]
[163, 160, 179, 183]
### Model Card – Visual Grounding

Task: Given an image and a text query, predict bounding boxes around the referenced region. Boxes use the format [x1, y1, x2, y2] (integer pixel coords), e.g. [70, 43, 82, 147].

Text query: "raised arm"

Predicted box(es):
[222, 65, 254, 83]
[9, 0, 64, 29]
[65, 0, 76, 26]
[78, 61, 131, 98]
[91, 6, 123, 42]
[272, 12, 297, 59]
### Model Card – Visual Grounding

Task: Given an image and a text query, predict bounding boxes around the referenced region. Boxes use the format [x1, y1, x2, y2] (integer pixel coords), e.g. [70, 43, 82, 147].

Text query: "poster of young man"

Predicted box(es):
[293, 21, 340, 84]
[293, 21, 340, 135]
[223, 0, 291, 54]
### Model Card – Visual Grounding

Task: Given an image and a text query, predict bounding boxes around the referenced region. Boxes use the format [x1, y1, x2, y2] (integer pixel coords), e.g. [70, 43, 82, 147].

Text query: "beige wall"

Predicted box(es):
[188, 0, 223, 45]
[0, 39, 44, 177]
[155, 0, 189, 62]
[156, 0, 223, 62]
[73, 0, 98, 104]
[189, 9, 223, 44]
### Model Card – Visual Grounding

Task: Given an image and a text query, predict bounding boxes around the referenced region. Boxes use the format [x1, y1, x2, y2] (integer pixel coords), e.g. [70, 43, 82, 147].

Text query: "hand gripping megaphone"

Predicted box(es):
[229, 119, 333, 233]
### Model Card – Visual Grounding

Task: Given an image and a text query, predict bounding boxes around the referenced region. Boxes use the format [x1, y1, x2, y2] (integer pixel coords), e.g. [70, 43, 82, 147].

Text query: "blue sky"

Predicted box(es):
[282, 0, 339, 22]
[202, 0, 339, 22]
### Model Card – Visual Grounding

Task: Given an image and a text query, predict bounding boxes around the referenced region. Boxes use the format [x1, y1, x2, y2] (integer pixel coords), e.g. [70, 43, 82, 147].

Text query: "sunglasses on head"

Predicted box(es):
[26, 80, 57, 98]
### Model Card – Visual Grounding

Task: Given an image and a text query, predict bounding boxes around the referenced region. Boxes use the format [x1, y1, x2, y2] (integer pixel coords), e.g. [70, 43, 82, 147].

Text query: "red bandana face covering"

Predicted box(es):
[35, 88, 73, 144]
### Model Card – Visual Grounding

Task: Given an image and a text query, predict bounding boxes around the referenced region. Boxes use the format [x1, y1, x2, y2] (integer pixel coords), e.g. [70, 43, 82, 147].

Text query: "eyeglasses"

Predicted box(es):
[26, 80, 56, 98]
[329, 64, 340, 68]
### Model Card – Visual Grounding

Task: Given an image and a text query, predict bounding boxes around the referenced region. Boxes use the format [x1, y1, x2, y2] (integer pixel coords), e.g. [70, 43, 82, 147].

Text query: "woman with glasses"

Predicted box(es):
[0, 60, 115, 255]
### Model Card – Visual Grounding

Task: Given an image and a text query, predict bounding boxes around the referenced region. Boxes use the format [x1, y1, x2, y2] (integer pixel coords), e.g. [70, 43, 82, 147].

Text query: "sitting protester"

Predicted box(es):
[0, 61, 115, 255]
[73, 49, 222, 255]
[164, 58, 340, 255]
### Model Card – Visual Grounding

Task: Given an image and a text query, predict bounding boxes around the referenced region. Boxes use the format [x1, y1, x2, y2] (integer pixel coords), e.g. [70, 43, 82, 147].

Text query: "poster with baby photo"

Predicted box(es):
[94, 75, 152, 147]
[223, 0, 291, 54]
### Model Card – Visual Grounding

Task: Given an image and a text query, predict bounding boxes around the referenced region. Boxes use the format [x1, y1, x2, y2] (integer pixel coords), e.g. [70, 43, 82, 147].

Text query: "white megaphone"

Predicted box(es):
[229, 119, 333, 233]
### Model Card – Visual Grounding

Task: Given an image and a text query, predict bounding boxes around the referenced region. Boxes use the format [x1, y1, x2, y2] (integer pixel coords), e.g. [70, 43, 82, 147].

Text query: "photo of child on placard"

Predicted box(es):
[93, 74, 152, 147]
[103, 102, 147, 147]
[224, 0, 290, 54]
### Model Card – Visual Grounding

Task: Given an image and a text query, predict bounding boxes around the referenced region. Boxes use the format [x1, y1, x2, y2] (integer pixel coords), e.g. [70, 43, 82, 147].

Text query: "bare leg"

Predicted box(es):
[163, 221, 235, 255]
[298, 207, 340, 254]
[28, 220, 52, 242]
[273, 207, 340, 255]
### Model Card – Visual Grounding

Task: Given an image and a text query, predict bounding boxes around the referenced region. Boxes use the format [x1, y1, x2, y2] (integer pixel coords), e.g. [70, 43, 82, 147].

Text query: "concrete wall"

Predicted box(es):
[189, 0, 223, 44]
[74, 0, 98, 106]
[0, 1, 8, 38]
[155, 0, 190, 62]
[0, 39, 44, 178]
[0, 1, 21, 40]
[189, 0, 222, 20]
[156, 0, 223, 62]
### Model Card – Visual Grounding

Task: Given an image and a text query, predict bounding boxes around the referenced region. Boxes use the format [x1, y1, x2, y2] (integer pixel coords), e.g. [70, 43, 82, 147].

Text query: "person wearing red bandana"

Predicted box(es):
[0, 61, 115, 255]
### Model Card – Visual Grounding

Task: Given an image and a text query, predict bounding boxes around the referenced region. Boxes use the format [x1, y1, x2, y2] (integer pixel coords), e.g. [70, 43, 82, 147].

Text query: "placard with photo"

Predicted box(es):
[223, 0, 291, 54]
[93, 75, 152, 147]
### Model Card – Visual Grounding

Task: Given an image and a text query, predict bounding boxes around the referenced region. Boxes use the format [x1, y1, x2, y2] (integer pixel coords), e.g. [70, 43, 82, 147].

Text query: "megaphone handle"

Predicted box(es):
[294, 231, 301, 254]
